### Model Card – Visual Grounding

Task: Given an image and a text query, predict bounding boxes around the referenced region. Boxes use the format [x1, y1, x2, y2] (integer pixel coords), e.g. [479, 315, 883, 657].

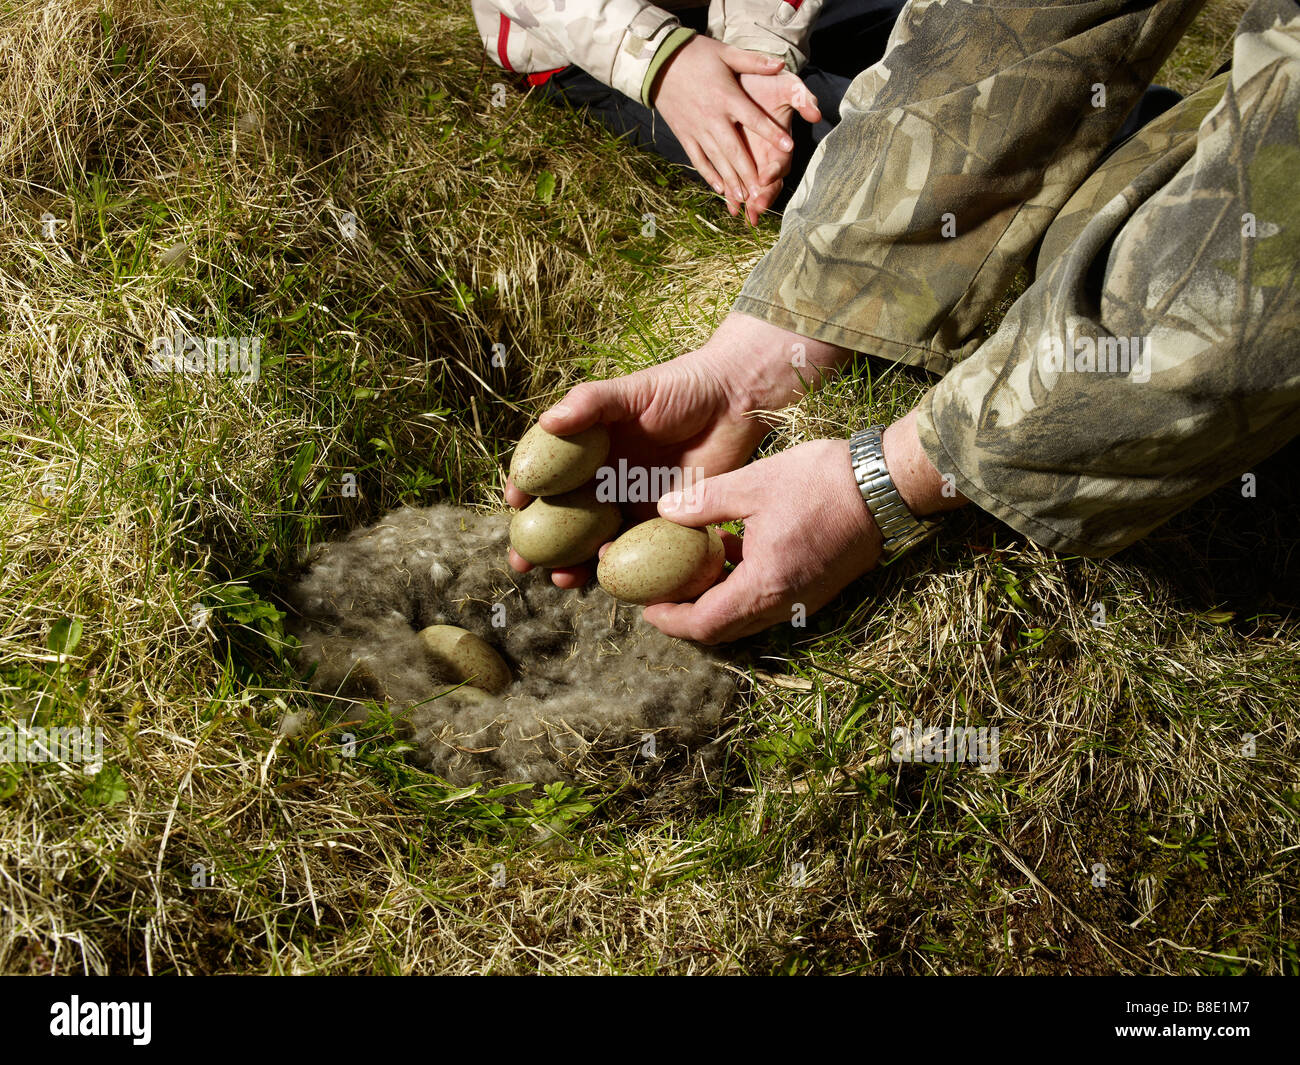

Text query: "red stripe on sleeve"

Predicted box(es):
[497, 13, 515, 72]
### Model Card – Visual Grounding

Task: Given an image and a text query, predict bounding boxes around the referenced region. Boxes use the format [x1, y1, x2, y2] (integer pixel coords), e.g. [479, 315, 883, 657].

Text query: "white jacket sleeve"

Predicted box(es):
[707, 0, 825, 71]
[473, 0, 694, 104]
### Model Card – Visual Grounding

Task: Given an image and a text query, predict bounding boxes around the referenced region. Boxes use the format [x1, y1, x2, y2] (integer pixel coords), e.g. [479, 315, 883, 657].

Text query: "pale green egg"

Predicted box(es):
[509, 422, 610, 496]
[597, 518, 725, 605]
[509, 483, 622, 567]
[417, 624, 512, 693]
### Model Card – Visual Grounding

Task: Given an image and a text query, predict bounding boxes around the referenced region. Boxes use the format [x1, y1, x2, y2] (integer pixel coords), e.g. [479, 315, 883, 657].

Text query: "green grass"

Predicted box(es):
[0, 0, 1295, 974]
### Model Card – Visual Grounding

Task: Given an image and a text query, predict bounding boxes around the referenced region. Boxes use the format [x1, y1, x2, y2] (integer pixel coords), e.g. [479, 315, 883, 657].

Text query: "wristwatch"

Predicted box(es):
[849, 426, 940, 563]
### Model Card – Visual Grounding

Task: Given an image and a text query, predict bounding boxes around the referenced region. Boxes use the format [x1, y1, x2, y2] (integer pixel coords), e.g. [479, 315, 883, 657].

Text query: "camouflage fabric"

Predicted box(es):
[733, 0, 1300, 556]
[475, 0, 826, 102]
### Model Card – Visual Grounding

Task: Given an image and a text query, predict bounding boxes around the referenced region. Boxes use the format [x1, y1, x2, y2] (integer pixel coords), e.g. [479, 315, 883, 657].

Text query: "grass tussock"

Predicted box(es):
[0, 0, 1295, 975]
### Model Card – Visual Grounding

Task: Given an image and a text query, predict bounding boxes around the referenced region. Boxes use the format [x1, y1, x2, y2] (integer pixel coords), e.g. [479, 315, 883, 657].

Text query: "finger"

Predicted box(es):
[747, 180, 782, 223]
[720, 46, 785, 76]
[539, 375, 654, 435]
[504, 478, 531, 509]
[788, 78, 822, 123]
[700, 132, 748, 204]
[755, 139, 794, 183]
[753, 150, 789, 187]
[550, 565, 589, 589]
[644, 563, 783, 643]
[681, 136, 727, 198]
[711, 121, 764, 196]
[733, 97, 794, 155]
[657, 466, 753, 526]
[512, 544, 590, 586]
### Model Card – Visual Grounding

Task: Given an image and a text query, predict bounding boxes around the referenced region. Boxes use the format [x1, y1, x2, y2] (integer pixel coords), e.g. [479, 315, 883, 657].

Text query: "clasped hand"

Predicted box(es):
[650, 36, 821, 224]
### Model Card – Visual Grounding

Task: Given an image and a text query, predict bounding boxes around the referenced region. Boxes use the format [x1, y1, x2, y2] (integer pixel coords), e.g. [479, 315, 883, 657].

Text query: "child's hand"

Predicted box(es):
[730, 70, 822, 223]
[651, 36, 793, 212]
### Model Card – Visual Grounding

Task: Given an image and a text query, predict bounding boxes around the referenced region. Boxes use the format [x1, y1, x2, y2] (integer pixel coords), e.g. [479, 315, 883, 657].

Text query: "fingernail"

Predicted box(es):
[660, 491, 681, 512]
[712, 182, 723, 193]
[545, 403, 571, 419]
[782, 138, 793, 151]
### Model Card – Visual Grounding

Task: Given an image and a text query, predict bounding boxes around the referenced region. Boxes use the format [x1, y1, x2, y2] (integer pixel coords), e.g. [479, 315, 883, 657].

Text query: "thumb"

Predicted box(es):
[721, 46, 785, 76]
[658, 467, 751, 526]
[539, 375, 652, 435]
[788, 77, 822, 124]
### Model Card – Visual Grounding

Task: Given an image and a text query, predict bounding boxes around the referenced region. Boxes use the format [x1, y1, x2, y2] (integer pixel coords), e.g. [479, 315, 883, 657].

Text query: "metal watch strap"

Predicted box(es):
[849, 426, 939, 563]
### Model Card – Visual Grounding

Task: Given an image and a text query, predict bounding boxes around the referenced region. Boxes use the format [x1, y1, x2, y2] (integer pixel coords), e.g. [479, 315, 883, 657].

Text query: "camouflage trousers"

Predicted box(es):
[733, 0, 1300, 556]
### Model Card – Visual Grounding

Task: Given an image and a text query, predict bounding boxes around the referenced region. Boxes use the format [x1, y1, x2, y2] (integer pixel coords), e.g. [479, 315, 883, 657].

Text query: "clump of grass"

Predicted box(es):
[1157, 0, 1246, 94]
[0, 0, 1294, 975]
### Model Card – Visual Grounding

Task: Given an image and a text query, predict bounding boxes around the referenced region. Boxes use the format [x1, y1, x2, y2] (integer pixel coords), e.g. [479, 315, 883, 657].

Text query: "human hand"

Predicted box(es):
[642, 439, 883, 643]
[730, 71, 822, 224]
[642, 409, 971, 642]
[505, 315, 851, 587]
[650, 36, 795, 213]
[505, 352, 767, 587]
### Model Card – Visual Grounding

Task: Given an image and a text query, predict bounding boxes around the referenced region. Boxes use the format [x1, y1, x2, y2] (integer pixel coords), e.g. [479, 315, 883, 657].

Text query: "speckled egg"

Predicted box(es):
[509, 484, 623, 568]
[509, 422, 611, 496]
[417, 625, 512, 693]
[597, 518, 725, 605]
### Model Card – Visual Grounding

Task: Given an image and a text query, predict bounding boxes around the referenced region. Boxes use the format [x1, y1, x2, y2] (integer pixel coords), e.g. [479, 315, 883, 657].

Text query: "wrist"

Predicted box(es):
[713, 313, 853, 415]
[644, 27, 697, 107]
[830, 439, 884, 554]
[882, 409, 969, 518]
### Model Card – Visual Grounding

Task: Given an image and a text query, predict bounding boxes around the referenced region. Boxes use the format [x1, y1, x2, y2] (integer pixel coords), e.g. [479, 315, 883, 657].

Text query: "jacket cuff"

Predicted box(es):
[722, 26, 804, 72]
[609, 8, 686, 102]
[640, 27, 697, 106]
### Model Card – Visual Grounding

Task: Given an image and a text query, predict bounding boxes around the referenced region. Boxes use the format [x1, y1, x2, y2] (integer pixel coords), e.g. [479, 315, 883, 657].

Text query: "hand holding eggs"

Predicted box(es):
[507, 419, 725, 608]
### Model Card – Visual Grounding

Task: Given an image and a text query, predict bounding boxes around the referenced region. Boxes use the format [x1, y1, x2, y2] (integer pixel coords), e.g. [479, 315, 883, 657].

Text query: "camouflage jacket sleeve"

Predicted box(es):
[707, 0, 827, 71]
[733, 0, 1300, 557]
[732, 0, 1209, 373]
[916, 0, 1300, 556]
[472, 0, 696, 104]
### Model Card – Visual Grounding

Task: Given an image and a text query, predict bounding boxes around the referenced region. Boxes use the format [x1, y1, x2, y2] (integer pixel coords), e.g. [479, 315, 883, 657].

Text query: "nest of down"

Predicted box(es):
[286, 504, 736, 787]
